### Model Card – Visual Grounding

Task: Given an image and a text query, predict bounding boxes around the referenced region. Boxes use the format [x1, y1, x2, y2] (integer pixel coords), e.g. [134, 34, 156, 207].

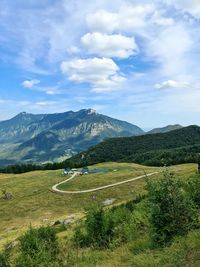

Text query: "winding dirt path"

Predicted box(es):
[52, 171, 158, 194]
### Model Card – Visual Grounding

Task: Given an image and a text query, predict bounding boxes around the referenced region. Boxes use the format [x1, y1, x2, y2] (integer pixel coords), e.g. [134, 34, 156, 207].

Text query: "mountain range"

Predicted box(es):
[0, 109, 189, 166]
[0, 109, 144, 165]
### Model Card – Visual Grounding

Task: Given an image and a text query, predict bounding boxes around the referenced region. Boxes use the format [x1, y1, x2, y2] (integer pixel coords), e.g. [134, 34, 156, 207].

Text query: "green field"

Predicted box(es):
[57, 163, 159, 191]
[0, 162, 197, 250]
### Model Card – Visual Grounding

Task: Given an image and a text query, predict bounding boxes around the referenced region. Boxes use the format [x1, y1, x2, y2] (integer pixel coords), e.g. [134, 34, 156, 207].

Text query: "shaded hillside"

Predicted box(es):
[66, 125, 200, 167]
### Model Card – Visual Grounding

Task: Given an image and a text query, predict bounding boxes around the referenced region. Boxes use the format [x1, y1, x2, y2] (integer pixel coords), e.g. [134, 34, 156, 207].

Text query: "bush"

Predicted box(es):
[15, 226, 63, 267]
[146, 169, 199, 246]
[73, 199, 148, 249]
[187, 175, 200, 209]
[85, 205, 114, 248]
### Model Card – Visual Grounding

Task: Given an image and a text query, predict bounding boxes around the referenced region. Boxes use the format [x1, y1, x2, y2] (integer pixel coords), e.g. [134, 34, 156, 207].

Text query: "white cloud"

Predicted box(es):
[1, 1, 200, 127]
[81, 32, 138, 58]
[67, 46, 80, 54]
[22, 79, 40, 88]
[86, 4, 155, 33]
[154, 80, 190, 89]
[61, 57, 118, 83]
[164, 0, 200, 17]
[86, 10, 119, 33]
[61, 57, 125, 92]
[151, 10, 174, 26]
[22, 80, 61, 95]
[91, 74, 126, 93]
[147, 24, 193, 77]
[0, 0, 98, 72]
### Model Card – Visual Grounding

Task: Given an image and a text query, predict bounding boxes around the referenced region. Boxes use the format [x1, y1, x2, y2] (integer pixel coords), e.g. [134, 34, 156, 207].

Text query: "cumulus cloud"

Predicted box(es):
[61, 57, 125, 93]
[81, 32, 138, 58]
[61, 57, 118, 83]
[86, 4, 155, 33]
[154, 80, 190, 89]
[22, 79, 40, 88]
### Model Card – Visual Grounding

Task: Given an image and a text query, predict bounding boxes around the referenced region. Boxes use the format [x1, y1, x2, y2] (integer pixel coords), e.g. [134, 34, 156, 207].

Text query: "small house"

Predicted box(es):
[81, 167, 89, 175]
[63, 168, 70, 175]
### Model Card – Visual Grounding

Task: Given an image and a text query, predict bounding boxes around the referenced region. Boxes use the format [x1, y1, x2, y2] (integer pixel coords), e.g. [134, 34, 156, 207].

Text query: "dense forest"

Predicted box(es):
[66, 125, 200, 167]
[1, 125, 200, 173]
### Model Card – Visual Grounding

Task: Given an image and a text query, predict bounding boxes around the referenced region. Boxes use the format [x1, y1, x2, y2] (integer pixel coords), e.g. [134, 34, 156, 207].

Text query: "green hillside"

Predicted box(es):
[65, 125, 200, 167]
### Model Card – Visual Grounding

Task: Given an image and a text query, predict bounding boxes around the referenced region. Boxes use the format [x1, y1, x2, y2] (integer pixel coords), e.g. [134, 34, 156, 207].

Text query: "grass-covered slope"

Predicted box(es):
[67, 125, 200, 167]
[1, 163, 200, 267]
[0, 163, 196, 250]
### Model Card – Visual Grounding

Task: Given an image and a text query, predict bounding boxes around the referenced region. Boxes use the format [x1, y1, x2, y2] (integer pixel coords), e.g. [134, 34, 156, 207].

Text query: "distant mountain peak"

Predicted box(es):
[15, 111, 38, 119]
[87, 108, 97, 115]
[148, 124, 183, 134]
[15, 111, 28, 117]
[78, 108, 97, 115]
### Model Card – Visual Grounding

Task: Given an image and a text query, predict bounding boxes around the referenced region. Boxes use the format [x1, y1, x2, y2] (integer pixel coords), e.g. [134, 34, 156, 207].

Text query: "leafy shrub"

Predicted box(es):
[187, 175, 200, 209]
[73, 199, 148, 249]
[84, 205, 114, 248]
[146, 169, 199, 246]
[15, 226, 63, 267]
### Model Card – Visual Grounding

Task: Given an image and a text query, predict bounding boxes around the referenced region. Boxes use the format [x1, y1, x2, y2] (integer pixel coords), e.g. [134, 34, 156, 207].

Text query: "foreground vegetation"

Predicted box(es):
[1, 163, 200, 266]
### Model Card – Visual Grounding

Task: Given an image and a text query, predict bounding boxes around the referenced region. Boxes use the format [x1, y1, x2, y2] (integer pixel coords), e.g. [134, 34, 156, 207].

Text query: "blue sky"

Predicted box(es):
[0, 0, 200, 129]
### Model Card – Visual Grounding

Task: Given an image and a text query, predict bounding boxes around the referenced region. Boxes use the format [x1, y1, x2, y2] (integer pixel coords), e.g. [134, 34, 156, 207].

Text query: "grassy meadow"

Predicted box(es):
[0, 162, 197, 252]
[57, 163, 159, 191]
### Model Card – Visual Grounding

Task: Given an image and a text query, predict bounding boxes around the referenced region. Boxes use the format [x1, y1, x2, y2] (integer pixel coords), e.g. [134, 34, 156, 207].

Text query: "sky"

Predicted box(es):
[0, 0, 200, 129]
